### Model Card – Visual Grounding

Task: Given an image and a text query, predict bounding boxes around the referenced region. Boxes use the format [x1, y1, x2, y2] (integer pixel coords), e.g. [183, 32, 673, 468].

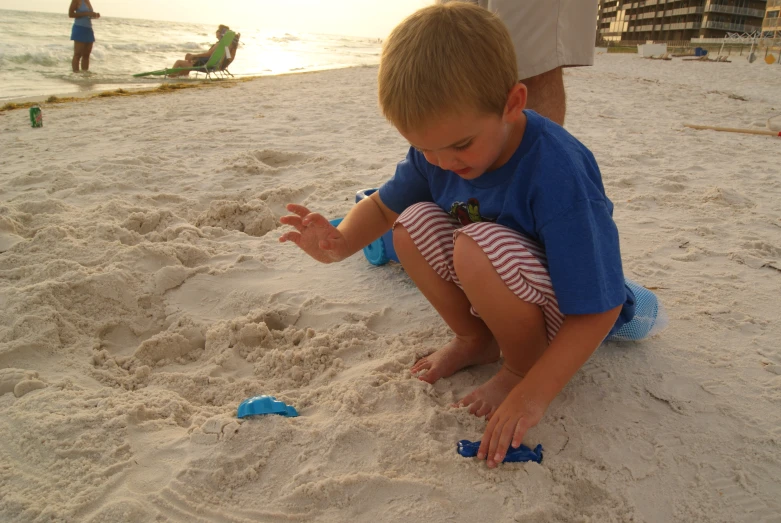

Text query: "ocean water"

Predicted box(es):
[0, 9, 382, 101]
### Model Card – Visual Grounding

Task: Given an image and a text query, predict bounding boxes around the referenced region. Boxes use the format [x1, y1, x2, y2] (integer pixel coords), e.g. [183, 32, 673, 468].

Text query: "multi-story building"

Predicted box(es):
[598, 0, 767, 42]
[763, 0, 781, 37]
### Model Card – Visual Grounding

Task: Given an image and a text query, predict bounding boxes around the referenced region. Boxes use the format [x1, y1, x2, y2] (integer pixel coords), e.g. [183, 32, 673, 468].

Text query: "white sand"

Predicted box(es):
[1, 54, 780, 522]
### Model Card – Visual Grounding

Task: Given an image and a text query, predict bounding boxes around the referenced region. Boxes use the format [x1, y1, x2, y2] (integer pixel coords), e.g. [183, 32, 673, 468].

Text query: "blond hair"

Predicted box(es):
[217, 24, 230, 36]
[378, 2, 517, 132]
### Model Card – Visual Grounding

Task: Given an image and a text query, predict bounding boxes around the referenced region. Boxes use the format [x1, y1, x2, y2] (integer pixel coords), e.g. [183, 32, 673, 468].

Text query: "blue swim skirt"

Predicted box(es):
[71, 25, 95, 43]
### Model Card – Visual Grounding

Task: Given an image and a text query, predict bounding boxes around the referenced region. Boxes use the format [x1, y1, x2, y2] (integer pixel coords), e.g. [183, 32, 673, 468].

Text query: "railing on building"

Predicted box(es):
[703, 20, 762, 32]
[668, 6, 705, 16]
[628, 22, 702, 30]
[668, 22, 702, 30]
[630, 7, 707, 17]
[626, 0, 771, 11]
[704, 4, 766, 18]
[629, 0, 710, 7]
[629, 0, 661, 7]
[628, 24, 656, 31]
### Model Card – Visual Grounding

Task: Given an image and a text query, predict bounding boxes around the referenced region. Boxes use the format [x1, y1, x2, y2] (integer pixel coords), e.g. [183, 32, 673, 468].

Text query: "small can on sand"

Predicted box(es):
[29, 106, 43, 128]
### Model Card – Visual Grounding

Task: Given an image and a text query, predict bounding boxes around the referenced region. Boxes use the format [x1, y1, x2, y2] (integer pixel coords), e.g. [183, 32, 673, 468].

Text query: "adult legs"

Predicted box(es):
[72, 42, 85, 72]
[522, 66, 566, 126]
[481, 0, 598, 126]
[81, 42, 93, 71]
[169, 60, 193, 77]
[72, 42, 93, 72]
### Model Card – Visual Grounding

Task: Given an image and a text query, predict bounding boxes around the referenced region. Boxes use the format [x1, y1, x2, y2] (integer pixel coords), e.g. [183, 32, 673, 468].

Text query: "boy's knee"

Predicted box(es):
[452, 234, 483, 282]
[392, 223, 414, 254]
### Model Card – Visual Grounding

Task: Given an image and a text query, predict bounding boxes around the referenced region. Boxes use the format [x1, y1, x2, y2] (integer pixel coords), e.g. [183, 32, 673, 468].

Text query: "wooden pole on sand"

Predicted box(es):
[684, 123, 781, 137]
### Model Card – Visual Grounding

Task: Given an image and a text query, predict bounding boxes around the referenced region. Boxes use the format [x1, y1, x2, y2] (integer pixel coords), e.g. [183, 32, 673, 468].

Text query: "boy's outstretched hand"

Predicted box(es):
[279, 204, 350, 263]
[476, 383, 549, 468]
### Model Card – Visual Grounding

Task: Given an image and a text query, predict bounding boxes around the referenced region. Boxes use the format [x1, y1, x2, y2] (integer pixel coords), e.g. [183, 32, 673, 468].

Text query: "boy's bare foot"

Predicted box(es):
[457, 365, 524, 418]
[411, 335, 499, 384]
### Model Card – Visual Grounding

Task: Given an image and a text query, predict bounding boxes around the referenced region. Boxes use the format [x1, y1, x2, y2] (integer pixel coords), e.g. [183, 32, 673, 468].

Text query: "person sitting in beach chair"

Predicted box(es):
[133, 27, 237, 79]
[169, 25, 231, 77]
[177, 30, 240, 78]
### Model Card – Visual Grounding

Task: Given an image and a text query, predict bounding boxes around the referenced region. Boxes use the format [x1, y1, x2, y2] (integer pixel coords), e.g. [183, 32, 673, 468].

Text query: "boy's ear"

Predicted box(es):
[503, 82, 527, 122]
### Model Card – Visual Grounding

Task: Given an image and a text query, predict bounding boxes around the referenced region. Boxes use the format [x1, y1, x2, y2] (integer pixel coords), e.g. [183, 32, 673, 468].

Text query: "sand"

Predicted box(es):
[1, 54, 780, 522]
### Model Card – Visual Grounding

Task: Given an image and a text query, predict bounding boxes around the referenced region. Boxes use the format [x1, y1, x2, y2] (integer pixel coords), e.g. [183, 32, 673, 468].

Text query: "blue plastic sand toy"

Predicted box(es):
[457, 439, 543, 463]
[237, 395, 299, 418]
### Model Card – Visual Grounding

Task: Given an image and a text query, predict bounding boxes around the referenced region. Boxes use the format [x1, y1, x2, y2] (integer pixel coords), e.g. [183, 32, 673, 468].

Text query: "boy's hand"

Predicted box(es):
[279, 204, 349, 263]
[476, 383, 549, 468]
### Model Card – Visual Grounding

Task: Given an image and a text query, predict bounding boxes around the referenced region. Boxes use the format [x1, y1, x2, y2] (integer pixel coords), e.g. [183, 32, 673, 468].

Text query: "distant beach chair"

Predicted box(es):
[133, 30, 237, 79]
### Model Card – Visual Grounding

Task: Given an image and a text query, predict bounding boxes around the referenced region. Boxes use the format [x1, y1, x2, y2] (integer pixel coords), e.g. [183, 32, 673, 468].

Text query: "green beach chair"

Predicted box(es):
[134, 30, 236, 79]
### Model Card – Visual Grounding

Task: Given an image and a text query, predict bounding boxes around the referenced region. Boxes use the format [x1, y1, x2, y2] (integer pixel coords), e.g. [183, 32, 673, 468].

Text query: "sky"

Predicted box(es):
[0, 0, 435, 37]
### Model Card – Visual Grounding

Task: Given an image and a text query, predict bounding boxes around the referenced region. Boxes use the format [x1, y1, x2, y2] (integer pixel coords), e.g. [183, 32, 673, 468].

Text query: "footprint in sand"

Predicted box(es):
[700, 379, 733, 396]
[705, 469, 780, 522]
[251, 149, 309, 168]
[702, 187, 754, 209]
[227, 149, 315, 175]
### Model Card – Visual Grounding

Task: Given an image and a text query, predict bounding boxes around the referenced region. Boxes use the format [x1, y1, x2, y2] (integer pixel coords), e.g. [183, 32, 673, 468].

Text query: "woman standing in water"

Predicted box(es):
[69, 0, 100, 73]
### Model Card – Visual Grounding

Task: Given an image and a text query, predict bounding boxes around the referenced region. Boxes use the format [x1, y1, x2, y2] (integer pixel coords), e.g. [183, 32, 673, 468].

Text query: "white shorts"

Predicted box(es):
[477, 0, 598, 79]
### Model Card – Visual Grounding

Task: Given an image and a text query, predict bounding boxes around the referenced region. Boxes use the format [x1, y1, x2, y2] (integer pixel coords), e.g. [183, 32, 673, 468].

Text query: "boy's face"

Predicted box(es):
[398, 84, 527, 179]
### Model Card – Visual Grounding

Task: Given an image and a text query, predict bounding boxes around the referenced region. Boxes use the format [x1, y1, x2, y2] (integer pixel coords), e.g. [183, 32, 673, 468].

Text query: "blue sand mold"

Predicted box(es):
[237, 395, 299, 418]
[457, 439, 543, 463]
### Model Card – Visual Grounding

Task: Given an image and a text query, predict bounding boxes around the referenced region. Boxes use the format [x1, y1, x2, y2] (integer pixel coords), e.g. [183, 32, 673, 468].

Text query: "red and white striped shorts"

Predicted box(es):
[395, 202, 564, 342]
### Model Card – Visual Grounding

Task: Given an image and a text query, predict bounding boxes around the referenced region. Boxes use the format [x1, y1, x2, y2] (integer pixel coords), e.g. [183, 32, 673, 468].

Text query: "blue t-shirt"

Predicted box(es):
[379, 110, 635, 334]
